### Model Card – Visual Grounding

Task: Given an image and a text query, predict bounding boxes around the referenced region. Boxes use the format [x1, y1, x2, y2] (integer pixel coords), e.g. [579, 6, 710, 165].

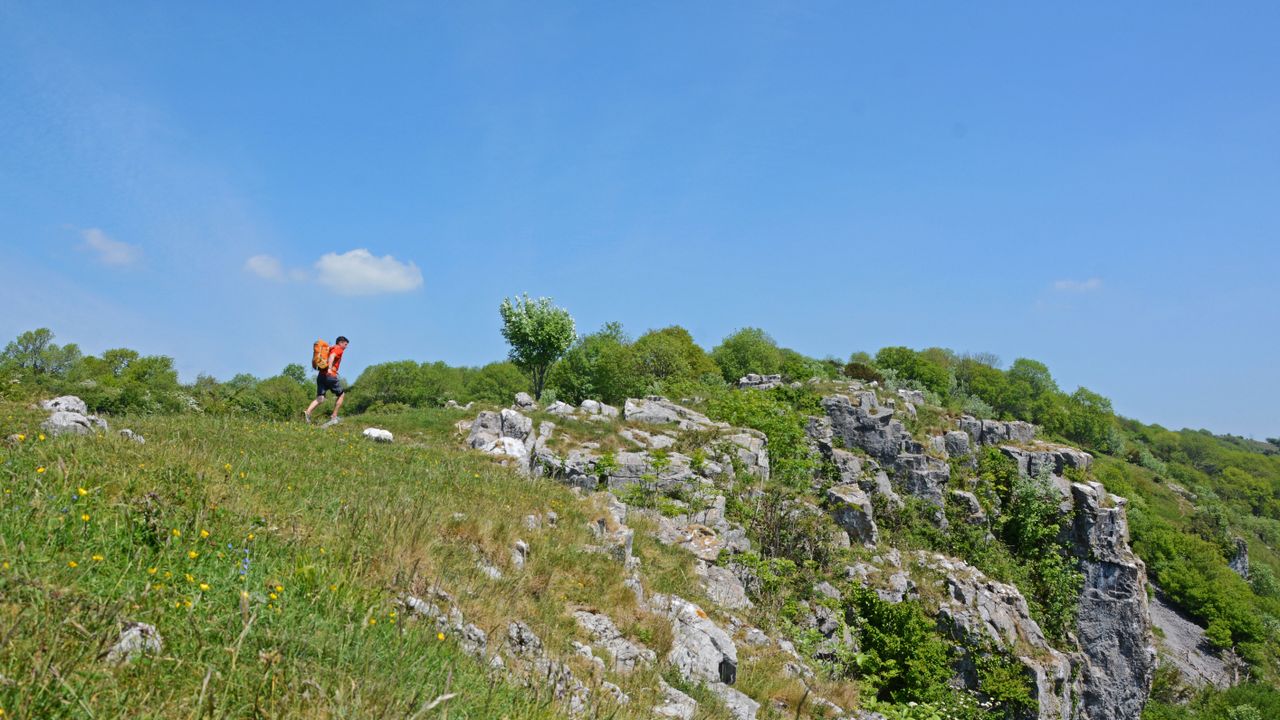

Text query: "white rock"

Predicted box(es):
[362, 427, 394, 443]
[102, 622, 163, 665]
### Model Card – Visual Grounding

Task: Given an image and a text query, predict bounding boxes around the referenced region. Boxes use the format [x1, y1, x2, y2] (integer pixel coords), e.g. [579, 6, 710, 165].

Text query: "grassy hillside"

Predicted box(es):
[0, 402, 772, 719]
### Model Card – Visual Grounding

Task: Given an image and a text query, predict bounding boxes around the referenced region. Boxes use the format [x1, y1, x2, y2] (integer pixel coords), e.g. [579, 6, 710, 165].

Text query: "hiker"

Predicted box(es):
[305, 336, 349, 424]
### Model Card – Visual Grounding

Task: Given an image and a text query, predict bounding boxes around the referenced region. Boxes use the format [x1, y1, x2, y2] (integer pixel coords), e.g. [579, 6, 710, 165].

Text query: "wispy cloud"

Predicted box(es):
[244, 249, 422, 296]
[244, 254, 285, 281]
[79, 228, 141, 266]
[314, 249, 423, 296]
[1052, 277, 1103, 292]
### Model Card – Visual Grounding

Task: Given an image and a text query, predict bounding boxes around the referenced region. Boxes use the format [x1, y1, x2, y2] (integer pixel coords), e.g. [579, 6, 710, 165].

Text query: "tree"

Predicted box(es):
[546, 323, 642, 405]
[711, 327, 783, 383]
[282, 363, 308, 385]
[499, 294, 576, 400]
[1, 328, 82, 376]
[632, 326, 719, 389]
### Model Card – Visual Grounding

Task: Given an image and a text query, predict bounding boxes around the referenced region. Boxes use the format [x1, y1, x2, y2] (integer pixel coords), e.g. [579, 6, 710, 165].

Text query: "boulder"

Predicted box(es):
[362, 427, 394, 443]
[948, 490, 986, 525]
[943, 430, 971, 457]
[1229, 538, 1249, 579]
[545, 401, 576, 416]
[43, 410, 106, 437]
[821, 394, 907, 465]
[505, 621, 544, 657]
[578, 399, 619, 417]
[101, 622, 163, 665]
[513, 392, 537, 410]
[41, 395, 88, 414]
[119, 429, 146, 444]
[826, 484, 878, 546]
[897, 388, 926, 405]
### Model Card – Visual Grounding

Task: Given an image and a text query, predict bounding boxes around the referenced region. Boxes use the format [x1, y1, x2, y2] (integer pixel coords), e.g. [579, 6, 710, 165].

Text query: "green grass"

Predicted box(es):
[0, 403, 750, 719]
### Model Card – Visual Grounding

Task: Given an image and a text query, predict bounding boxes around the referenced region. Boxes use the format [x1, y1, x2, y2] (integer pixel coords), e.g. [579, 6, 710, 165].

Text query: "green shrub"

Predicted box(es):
[710, 328, 783, 383]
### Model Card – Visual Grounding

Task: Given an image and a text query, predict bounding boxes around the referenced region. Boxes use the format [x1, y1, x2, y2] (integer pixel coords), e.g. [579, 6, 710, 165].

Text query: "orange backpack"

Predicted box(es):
[312, 339, 330, 371]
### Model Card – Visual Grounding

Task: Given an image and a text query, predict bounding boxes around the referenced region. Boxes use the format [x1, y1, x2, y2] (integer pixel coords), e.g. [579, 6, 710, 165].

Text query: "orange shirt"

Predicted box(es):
[327, 344, 345, 376]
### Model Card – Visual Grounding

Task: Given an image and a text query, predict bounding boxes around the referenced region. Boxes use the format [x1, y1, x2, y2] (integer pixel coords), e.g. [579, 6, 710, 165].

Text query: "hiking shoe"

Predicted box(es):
[304, 411, 312, 424]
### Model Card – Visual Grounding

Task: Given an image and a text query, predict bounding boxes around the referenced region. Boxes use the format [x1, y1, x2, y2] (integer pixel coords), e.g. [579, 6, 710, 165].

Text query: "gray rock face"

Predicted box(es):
[468, 409, 538, 465]
[513, 392, 537, 410]
[827, 484, 878, 546]
[579, 399, 619, 417]
[506, 621, 544, 657]
[948, 490, 987, 525]
[102, 622, 163, 665]
[1070, 482, 1157, 720]
[624, 396, 721, 431]
[822, 394, 907, 465]
[710, 683, 760, 720]
[651, 594, 738, 686]
[698, 562, 753, 610]
[943, 430, 971, 457]
[654, 681, 698, 719]
[573, 610, 656, 673]
[1229, 538, 1249, 579]
[738, 373, 783, 390]
[897, 388, 926, 405]
[959, 415, 1036, 446]
[1147, 590, 1233, 689]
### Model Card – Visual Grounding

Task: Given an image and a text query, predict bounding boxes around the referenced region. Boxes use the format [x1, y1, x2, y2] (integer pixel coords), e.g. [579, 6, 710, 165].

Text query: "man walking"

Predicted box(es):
[305, 335, 349, 425]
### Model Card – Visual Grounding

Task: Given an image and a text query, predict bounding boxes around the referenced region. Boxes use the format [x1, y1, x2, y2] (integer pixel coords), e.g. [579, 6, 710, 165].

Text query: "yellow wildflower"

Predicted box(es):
[200, 529, 210, 538]
[68, 560, 78, 568]
[437, 632, 446, 641]
[81, 513, 90, 522]
[148, 567, 158, 575]
[199, 583, 210, 591]
[275, 584, 283, 593]
[369, 618, 377, 625]
[247, 533, 255, 541]
[15, 434, 23, 442]
[223, 463, 232, 471]
[269, 592, 278, 600]
[36, 467, 45, 474]
[78, 487, 88, 496]
[92, 554, 104, 562]
[188, 550, 199, 559]
[2, 561, 9, 570]
[329, 584, 338, 592]
[172, 528, 182, 537]
[183, 599, 192, 608]
[239, 471, 246, 479]
[185, 573, 194, 583]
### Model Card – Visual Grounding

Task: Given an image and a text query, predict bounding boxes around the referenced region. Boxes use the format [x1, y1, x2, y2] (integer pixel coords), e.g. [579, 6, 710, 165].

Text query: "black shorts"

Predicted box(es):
[317, 372, 344, 398]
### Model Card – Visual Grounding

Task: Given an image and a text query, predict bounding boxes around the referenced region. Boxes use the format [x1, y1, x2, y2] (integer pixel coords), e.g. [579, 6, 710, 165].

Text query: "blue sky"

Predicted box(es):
[2, 2, 1278, 438]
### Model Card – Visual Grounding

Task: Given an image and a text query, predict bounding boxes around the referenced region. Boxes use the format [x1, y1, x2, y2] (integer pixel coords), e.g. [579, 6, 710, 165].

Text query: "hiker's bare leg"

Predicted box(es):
[332, 393, 345, 418]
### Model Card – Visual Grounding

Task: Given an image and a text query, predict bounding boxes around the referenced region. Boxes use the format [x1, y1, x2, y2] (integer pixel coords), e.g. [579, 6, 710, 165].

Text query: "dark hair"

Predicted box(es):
[335, 336, 349, 344]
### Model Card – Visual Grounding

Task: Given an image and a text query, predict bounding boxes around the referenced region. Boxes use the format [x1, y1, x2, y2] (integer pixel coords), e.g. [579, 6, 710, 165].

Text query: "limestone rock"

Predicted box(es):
[1229, 538, 1249, 579]
[506, 621, 544, 657]
[1148, 590, 1232, 689]
[362, 427, 394, 443]
[1070, 482, 1157, 720]
[101, 622, 163, 665]
[545, 400, 576, 416]
[826, 484, 878, 546]
[623, 396, 720, 431]
[948, 490, 986, 525]
[654, 681, 698, 719]
[119, 428, 146, 444]
[573, 610, 656, 673]
[651, 594, 738, 686]
[513, 392, 537, 410]
[738, 373, 783, 390]
[43, 410, 106, 437]
[41, 395, 88, 414]
[709, 683, 759, 720]
[943, 430, 971, 457]
[698, 562, 753, 610]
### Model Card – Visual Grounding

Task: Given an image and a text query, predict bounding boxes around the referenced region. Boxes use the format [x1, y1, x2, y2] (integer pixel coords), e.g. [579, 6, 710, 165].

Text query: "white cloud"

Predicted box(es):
[1052, 278, 1103, 292]
[244, 254, 285, 281]
[80, 228, 140, 266]
[313, 248, 423, 296]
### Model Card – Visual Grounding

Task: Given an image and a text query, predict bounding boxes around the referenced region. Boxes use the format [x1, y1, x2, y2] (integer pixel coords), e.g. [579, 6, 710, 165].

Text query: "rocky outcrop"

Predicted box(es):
[513, 392, 537, 410]
[574, 610, 656, 673]
[827, 484, 878, 546]
[738, 374, 783, 390]
[958, 415, 1037, 446]
[624, 396, 723, 431]
[42, 404, 109, 437]
[1070, 482, 1157, 720]
[1148, 590, 1233, 689]
[1229, 538, 1249, 579]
